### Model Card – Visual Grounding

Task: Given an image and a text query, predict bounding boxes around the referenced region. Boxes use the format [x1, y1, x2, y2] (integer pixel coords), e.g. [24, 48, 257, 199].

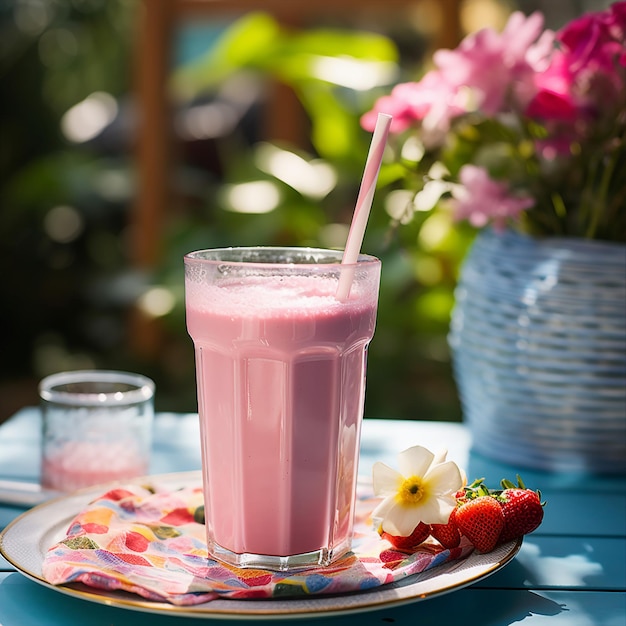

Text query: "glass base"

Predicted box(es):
[208, 537, 351, 572]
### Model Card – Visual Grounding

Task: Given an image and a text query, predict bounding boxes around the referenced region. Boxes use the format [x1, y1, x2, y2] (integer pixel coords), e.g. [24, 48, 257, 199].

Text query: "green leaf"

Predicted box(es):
[173, 13, 282, 96]
[173, 14, 398, 98]
[378, 163, 408, 187]
[286, 29, 397, 61]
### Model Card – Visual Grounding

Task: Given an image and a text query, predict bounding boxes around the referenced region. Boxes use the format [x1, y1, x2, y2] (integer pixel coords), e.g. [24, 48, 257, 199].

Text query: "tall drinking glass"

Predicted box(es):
[185, 247, 381, 570]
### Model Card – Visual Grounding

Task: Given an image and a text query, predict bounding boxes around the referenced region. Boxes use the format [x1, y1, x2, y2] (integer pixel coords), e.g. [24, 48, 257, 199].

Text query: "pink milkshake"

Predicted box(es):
[185, 248, 380, 570]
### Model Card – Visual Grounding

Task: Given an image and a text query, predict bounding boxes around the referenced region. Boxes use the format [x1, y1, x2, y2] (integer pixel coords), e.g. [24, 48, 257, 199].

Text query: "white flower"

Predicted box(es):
[372, 445, 464, 536]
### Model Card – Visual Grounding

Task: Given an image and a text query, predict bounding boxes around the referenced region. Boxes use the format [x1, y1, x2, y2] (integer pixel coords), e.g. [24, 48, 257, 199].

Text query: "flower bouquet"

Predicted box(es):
[363, 2, 626, 241]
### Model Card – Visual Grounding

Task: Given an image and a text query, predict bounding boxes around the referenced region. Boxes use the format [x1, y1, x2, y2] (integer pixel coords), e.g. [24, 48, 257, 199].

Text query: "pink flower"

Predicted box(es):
[361, 73, 463, 137]
[450, 166, 534, 231]
[361, 93, 417, 134]
[527, 2, 626, 126]
[362, 12, 554, 138]
[433, 11, 552, 115]
[559, 2, 626, 76]
[526, 51, 578, 122]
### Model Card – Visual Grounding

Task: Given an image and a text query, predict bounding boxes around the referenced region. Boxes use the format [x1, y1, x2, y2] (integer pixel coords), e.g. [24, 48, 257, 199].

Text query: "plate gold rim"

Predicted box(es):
[0, 471, 522, 620]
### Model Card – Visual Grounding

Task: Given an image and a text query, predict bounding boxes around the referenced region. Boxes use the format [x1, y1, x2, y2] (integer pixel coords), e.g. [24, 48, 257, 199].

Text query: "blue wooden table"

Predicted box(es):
[1, 408, 625, 625]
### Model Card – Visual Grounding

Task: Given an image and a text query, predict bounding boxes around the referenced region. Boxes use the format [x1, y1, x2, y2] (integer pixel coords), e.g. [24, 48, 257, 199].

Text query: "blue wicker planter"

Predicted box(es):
[449, 229, 626, 474]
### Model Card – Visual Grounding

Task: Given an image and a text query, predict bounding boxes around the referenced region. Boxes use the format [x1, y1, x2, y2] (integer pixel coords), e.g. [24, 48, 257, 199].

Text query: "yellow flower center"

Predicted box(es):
[397, 475, 425, 506]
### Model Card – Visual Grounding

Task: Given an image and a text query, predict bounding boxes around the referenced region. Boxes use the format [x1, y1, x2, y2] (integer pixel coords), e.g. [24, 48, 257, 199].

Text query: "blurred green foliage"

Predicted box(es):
[160, 12, 473, 420]
[1, 3, 472, 421]
[0, 0, 137, 413]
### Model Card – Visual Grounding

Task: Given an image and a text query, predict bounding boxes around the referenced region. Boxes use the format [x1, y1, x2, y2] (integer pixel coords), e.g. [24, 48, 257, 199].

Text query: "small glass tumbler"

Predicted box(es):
[39, 370, 155, 492]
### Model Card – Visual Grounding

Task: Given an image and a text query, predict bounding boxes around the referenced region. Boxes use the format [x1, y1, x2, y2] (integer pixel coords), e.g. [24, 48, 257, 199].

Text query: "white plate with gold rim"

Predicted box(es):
[0, 471, 521, 620]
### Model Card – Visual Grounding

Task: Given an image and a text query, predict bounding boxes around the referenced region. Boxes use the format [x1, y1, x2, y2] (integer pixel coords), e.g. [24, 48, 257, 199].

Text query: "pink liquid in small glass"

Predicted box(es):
[41, 441, 148, 492]
[186, 257, 380, 568]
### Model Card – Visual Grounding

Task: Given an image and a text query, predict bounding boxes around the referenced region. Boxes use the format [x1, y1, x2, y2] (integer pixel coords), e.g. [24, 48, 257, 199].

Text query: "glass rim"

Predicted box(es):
[39, 370, 155, 406]
[184, 246, 380, 268]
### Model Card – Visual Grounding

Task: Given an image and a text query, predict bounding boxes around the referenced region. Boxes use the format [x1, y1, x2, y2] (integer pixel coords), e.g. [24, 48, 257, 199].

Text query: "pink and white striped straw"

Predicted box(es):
[336, 112, 392, 301]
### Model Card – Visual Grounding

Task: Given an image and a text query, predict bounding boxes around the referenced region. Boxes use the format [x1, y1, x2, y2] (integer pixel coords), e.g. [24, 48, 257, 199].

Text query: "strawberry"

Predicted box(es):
[372, 472, 545, 554]
[498, 487, 544, 543]
[455, 495, 504, 553]
[379, 521, 430, 551]
[430, 508, 461, 548]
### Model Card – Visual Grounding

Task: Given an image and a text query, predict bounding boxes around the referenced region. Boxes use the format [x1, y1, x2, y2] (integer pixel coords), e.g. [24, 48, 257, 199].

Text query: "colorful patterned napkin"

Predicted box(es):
[42, 480, 474, 606]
